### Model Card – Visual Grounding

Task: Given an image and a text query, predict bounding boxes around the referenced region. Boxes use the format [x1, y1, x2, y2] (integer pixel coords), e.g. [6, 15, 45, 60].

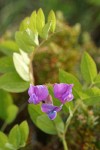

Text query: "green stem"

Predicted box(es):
[53, 119, 68, 150]
[65, 101, 80, 133]
[61, 101, 81, 150]
[1, 122, 8, 132]
[64, 113, 73, 133]
[29, 51, 35, 84]
[62, 137, 68, 150]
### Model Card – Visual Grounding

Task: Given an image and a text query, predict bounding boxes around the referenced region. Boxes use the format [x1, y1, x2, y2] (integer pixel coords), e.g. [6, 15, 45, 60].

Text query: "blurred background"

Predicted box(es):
[0, 0, 100, 150]
[0, 0, 100, 46]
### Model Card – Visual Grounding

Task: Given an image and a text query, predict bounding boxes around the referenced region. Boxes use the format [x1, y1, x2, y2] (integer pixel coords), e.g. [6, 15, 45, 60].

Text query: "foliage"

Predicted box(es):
[0, 0, 100, 49]
[0, 89, 18, 124]
[0, 121, 29, 150]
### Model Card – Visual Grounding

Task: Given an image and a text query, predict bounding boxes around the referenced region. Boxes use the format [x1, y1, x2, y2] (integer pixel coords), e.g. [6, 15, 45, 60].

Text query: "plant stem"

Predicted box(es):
[61, 100, 81, 150]
[1, 122, 8, 132]
[53, 118, 68, 150]
[62, 137, 68, 150]
[64, 112, 73, 133]
[29, 51, 35, 84]
[65, 100, 80, 133]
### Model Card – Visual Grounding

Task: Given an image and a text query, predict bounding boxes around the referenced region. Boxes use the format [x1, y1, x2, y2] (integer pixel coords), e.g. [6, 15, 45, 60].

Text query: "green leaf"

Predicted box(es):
[28, 104, 44, 125]
[59, 69, 82, 98]
[20, 49, 30, 65]
[29, 11, 37, 33]
[7, 121, 29, 149]
[6, 105, 18, 124]
[48, 10, 56, 32]
[94, 74, 100, 88]
[28, 104, 64, 134]
[13, 52, 30, 81]
[0, 56, 15, 73]
[19, 121, 29, 147]
[8, 125, 21, 149]
[0, 40, 19, 56]
[0, 90, 18, 124]
[53, 115, 64, 134]
[41, 22, 51, 39]
[0, 131, 8, 149]
[36, 8, 45, 34]
[15, 31, 34, 53]
[0, 72, 29, 93]
[81, 52, 97, 84]
[0, 89, 12, 121]
[82, 87, 100, 105]
[29, 104, 64, 134]
[23, 29, 39, 46]
[37, 114, 60, 135]
[19, 17, 30, 31]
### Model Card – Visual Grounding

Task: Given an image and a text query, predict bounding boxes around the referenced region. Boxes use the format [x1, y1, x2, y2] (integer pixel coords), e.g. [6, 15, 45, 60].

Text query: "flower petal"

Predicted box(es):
[28, 84, 35, 96]
[47, 111, 57, 120]
[41, 104, 63, 113]
[34, 85, 49, 101]
[41, 104, 54, 113]
[28, 94, 39, 104]
[65, 84, 74, 93]
[53, 83, 74, 104]
[62, 93, 74, 101]
[28, 85, 49, 105]
[54, 104, 63, 112]
[54, 83, 67, 98]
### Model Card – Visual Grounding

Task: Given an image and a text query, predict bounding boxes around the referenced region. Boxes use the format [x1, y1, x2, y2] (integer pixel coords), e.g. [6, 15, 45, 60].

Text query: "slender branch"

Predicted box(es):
[53, 120, 68, 150]
[1, 122, 8, 132]
[60, 101, 81, 150]
[65, 100, 80, 133]
[29, 51, 35, 84]
[62, 137, 68, 150]
[64, 109, 73, 134]
[18, 101, 27, 114]
[88, 83, 94, 89]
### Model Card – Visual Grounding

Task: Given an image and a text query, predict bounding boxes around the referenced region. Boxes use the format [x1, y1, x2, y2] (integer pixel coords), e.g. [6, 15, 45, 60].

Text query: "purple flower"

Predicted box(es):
[41, 103, 63, 120]
[53, 83, 74, 104]
[41, 94, 63, 120]
[28, 84, 49, 104]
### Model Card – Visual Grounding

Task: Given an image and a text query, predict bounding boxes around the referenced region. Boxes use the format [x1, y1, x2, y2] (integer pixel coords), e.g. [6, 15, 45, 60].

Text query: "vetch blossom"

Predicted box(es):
[53, 83, 74, 104]
[41, 104, 63, 120]
[28, 83, 74, 120]
[28, 84, 49, 104]
[41, 95, 63, 120]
